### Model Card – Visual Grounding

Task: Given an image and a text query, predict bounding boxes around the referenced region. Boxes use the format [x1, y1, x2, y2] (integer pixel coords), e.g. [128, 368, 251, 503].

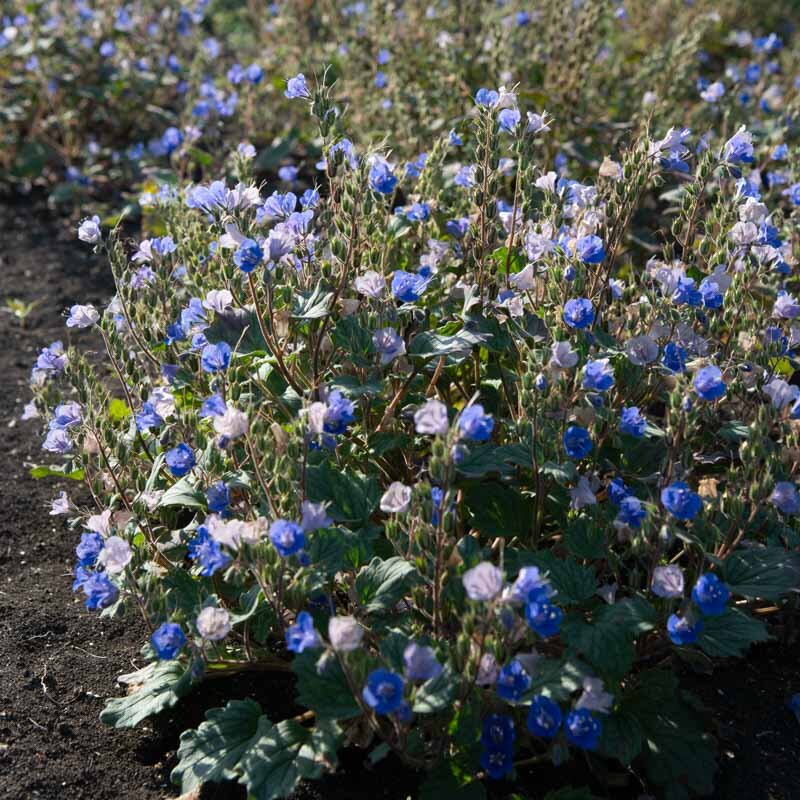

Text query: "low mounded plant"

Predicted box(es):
[18, 4, 800, 800]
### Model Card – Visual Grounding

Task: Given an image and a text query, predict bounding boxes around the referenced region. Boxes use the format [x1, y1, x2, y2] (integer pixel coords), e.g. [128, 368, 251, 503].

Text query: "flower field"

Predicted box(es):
[1, 1, 800, 799]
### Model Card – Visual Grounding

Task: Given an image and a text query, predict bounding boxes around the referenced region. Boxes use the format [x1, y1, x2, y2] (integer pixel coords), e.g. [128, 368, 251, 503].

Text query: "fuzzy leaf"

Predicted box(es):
[171, 699, 263, 791]
[355, 556, 419, 614]
[721, 547, 800, 601]
[696, 608, 770, 657]
[100, 660, 196, 729]
[293, 651, 361, 721]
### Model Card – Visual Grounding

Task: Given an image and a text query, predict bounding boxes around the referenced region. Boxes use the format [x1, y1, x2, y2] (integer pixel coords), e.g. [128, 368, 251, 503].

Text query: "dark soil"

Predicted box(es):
[0, 196, 798, 800]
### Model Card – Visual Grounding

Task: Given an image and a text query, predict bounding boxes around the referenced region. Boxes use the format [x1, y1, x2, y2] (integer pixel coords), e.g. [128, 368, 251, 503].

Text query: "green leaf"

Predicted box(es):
[621, 670, 716, 799]
[561, 614, 635, 682]
[419, 762, 487, 800]
[355, 556, 419, 614]
[332, 317, 374, 367]
[696, 608, 769, 657]
[561, 598, 654, 681]
[597, 710, 643, 765]
[408, 328, 490, 361]
[412, 663, 460, 714]
[540, 461, 578, 485]
[307, 528, 353, 575]
[292, 284, 333, 320]
[239, 719, 340, 800]
[204, 308, 268, 354]
[455, 443, 531, 478]
[158, 476, 207, 509]
[108, 398, 131, 421]
[100, 660, 196, 729]
[293, 651, 361, 720]
[543, 789, 596, 800]
[463, 483, 533, 538]
[565, 515, 607, 559]
[721, 546, 800, 600]
[328, 374, 384, 399]
[527, 656, 589, 702]
[306, 461, 380, 524]
[30, 464, 85, 480]
[171, 699, 263, 791]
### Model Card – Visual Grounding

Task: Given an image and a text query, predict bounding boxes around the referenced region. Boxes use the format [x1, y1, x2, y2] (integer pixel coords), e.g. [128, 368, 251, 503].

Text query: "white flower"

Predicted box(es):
[21, 401, 39, 421]
[738, 198, 768, 225]
[575, 677, 614, 713]
[414, 398, 449, 435]
[549, 340, 578, 369]
[149, 387, 176, 419]
[599, 156, 623, 181]
[380, 481, 412, 513]
[196, 607, 231, 641]
[651, 565, 684, 598]
[203, 289, 234, 313]
[462, 562, 504, 601]
[510, 263, 536, 291]
[66, 304, 99, 328]
[213, 407, 249, 439]
[50, 491, 70, 515]
[77, 215, 101, 243]
[305, 401, 327, 434]
[570, 476, 597, 510]
[301, 500, 333, 531]
[476, 652, 499, 686]
[137, 490, 164, 511]
[354, 270, 385, 298]
[86, 509, 113, 536]
[372, 328, 406, 365]
[535, 171, 558, 192]
[729, 221, 759, 245]
[97, 536, 132, 574]
[763, 378, 800, 410]
[328, 616, 363, 651]
[624, 335, 659, 366]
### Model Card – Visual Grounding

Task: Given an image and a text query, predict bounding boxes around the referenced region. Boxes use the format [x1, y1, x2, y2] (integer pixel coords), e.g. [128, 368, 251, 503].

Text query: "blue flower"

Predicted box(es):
[662, 342, 687, 373]
[188, 526, 231, 576]
[723, 126, 754, 164]
[563, 297, 595, 329]
[135, 402, 164, 432]
[431, 487, 444, 526]
[391, 270, 429, 302]
[165, 443, 196, 477]
[619, 406, 646, 437]
[565, 709, 602, 750]
[76, 532, 104, 567]
[474, 88, 500, 107]
[151, 622, 187, 659]
[206, 481, 230, 513]
[479, 744, 514, 780]
[83, 572, 118, 610]
[608, 477, 631, 505]
[616, 496, 647, 529]
[527, 695, 563, 739]
[525, 601, 563, 637]
[362, 669, 404, 715]
[72, 565, 91, 593]
[200, 393, 227, 418]
[233, 238, 264, 273]
[481, 713, 516, 750]
[269, 520, 305, 557]
[458, 404, 494, 442]
[582, 359, 615, 391]
[667, 613, 703, 645]
[693, 366, 726, 401]
[285, 611, 320, 653]
[200, 342, 231, 373]
[691, 573, 730, 616]
[323, 390, 355, 435]
[245, 63, 263, 84]
[576, 235, 605, 264]
[369, 157, 398, 194]
[498, 108, 521, 133]
[661, 481, 702, 520]
[496, 659, 532, 702]
[563, 426, 592, 460]
[285, 73, 311, 99]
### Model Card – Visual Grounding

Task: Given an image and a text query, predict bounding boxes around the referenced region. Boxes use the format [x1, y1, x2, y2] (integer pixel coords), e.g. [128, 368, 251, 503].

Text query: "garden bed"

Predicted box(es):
[1, 197, 798, 800]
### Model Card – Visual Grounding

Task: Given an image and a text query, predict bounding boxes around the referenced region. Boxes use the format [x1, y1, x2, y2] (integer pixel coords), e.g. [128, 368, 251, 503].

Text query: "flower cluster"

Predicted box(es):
[15, 3, 800, 800]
